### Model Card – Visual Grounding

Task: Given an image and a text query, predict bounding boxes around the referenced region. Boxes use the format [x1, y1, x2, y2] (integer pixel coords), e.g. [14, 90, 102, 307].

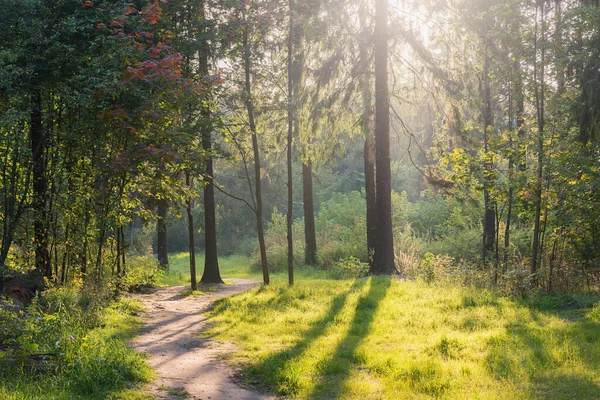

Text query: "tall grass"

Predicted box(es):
[0, 290, 153, 400]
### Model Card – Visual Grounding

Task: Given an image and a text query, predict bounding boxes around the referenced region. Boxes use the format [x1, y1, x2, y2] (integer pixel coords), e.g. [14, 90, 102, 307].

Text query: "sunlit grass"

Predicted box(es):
[158, 252, 261, 286]
[160, 252, 331, 286]
[204, 277, 600, 399]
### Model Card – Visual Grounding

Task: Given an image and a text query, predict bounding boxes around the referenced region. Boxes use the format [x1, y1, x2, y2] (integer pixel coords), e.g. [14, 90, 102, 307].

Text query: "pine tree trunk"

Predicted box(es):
[303, 161, 317, 265]
[199, 0, 222, 284]
[186, 172, 198, 291]
[200, 128, 223, 284]
[157, 198, 169, 269]
[372, 0, 395, 275]
[286, 0, 295, 285]
[482, 48, 496, 263]
[360, 53, 376, 268]
[243, 25, 269, 285]
[531, 3, 545, 277]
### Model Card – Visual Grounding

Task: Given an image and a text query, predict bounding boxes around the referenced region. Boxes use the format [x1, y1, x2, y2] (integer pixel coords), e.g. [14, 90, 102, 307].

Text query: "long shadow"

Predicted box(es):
[486, 296, 600, 399]
[308, 276, 392, 399]
[246, 278, 369, 394]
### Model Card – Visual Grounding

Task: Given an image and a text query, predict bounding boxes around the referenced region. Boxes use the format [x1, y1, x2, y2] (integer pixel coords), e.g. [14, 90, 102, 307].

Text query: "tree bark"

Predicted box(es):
[186, 171, 198, 291]
[504, 81, 514, 268]
[359, 33, 376, 269]
[302, 160, 317, 265]
[200, 127, 223, 284]
[482, 50, 496, 263]
[531, 3, 545, 277]
[157, 198, 169, 269]
[286, 0, 295, 285]
[243, 25, 270, 285]
[372, 0, 395, 275]
[199, 0, 222, 284]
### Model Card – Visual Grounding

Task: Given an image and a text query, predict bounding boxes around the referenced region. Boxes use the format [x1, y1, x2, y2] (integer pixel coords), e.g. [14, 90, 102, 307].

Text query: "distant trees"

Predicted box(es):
[1, 0, 599, 293]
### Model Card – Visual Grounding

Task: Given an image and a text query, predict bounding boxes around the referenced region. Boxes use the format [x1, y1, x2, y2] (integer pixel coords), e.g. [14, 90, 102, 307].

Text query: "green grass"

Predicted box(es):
[203, 277, 600, 399]
[158, 252, 262, 286]
[159, 252, 332, 286]
[0, 298, 153, 400]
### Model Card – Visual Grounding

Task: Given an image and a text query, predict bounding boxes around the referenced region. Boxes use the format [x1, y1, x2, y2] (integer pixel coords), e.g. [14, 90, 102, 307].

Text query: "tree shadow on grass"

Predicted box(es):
[244, 278, 369, 395]
[307, 276, 392, 399]
[486, 297, 600, 399]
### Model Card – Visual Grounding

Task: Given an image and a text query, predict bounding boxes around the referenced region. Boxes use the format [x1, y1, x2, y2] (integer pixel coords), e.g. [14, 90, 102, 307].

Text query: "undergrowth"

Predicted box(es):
[0, 286, 152, 399]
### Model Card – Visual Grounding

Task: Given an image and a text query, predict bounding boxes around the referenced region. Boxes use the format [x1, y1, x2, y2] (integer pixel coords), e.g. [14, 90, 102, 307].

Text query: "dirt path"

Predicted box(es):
[131, 279, 274, 400]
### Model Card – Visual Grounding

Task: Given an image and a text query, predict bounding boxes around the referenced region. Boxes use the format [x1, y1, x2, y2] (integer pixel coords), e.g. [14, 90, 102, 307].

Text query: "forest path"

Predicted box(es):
[130, 279, 273, 400]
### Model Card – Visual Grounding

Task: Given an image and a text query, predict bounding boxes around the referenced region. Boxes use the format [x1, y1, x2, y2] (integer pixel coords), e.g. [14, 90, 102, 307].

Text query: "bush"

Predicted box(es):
[427, 228, 482, 262]
[328, 256, 369, 279]
[122, 256, 162, 291]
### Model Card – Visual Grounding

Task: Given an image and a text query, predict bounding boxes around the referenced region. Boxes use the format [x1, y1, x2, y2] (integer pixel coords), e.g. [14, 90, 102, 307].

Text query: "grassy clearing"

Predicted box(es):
[158, 252, 262, 286]
[204, 277, 600, 399]
[159, 252, 332, 286]
[0, 297, 153, 400]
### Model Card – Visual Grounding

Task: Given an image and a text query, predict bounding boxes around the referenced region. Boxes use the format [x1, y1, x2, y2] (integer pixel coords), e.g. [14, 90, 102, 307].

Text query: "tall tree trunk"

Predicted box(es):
[200, 130, 222, 283]
[157, 198, 169, 269]
[372, 0, 395, 274]
[482, 50, 496, 263]
[514, 58, 526, 176]
[199, 0, 222, 284]
[186, 171, 198, 291]
[286, 0, 295, 285]
[302, 161, 317, 265]
[531, 3, 545, 277]
[243, 25, 270, 285]
[504, 82, 514, 268]
[31, 88, 51, 279]
[360, 47, 376, 269]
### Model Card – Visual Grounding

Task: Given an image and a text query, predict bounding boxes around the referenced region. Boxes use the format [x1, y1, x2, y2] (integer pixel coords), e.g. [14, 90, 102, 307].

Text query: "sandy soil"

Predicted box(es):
[131, 279, 274, 400]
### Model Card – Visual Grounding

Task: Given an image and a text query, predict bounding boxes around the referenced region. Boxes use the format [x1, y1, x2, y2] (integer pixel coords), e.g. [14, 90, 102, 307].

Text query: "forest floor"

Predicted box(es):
[130, 280, 274, 400]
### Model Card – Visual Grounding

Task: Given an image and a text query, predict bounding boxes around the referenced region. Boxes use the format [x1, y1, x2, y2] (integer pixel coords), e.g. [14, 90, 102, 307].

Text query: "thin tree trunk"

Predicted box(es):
[531, 3, 545, 277]
[504, 82, 514, 268]
[121, 226, 126, 276]
[514, 57, 526, 176]
[116, 226, 121, 276]
[286, 0, 295, 285]
[302, 161, 317, 265]
[482, 44, 496, 263]
[372, 0, 395, 274]
[31, 88, 51, 279]
[243, 25, 270, 285]
[157, 198, 169, 269]
[186, 171, 198, 291]
[95, 223, 106, 285]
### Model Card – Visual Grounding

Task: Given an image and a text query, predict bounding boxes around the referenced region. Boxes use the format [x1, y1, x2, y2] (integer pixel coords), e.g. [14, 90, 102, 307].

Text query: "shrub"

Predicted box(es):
[122, 256, 162, 291]
[328, 256, 369, 279]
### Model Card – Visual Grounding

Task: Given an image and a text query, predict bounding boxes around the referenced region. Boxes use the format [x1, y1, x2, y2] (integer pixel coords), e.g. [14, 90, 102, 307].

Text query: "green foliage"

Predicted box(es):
[0, 288, 151, 399]
[328, 256, 370, 280]
[121, 256, 163, 291]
